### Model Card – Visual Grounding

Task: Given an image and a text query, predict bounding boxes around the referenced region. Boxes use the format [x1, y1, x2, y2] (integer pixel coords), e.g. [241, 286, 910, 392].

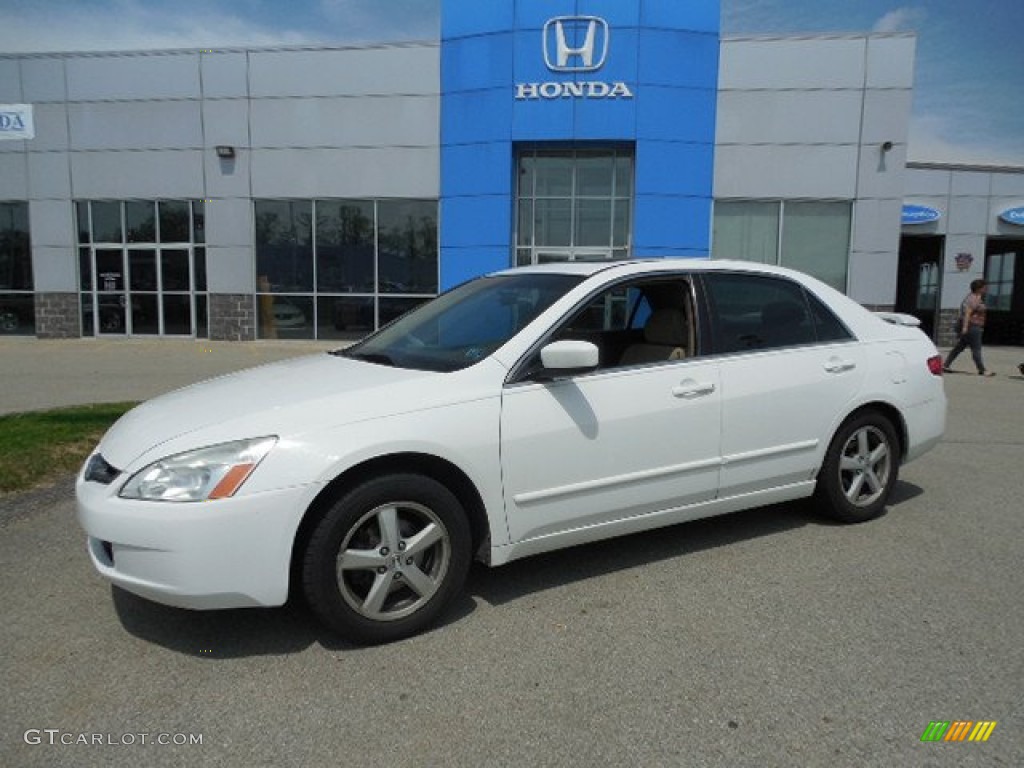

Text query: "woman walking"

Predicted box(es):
[944, 279, 995, 377]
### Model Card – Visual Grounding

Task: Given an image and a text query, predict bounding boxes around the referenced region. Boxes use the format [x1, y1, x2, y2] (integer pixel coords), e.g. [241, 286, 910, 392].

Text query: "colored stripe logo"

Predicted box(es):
[920, 721, 997, 742]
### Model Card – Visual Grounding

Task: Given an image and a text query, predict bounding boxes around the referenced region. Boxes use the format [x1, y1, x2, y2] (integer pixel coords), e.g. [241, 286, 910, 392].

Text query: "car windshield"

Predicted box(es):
[338, 273, 584, 372]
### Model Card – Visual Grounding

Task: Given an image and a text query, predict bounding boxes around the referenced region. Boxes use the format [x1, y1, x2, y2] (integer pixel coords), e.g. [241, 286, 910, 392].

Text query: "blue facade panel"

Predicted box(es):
[441, 34, 513, 91]
[443, 246, 513, 288]
[636, 141, 716, 198]
[443, 143, 512, 197]
[634, 195, 714, 253]
[441, 195, 512, 248]
[441, 0, 720, 289]
[636, 86, 718, 143]
[441, 89, 513, 145]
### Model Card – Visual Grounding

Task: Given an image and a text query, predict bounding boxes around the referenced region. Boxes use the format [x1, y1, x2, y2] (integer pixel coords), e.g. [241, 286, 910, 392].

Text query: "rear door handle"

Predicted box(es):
[824, 359, 857, 373]
[672, 381, 716, 399]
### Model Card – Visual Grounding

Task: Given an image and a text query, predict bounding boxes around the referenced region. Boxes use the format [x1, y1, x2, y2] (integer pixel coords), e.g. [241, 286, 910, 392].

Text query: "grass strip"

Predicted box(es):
[0, 402, 137, 494]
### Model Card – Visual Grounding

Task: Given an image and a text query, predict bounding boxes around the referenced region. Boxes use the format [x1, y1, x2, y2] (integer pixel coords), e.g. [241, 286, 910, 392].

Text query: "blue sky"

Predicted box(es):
[1, 0, 1021, 166]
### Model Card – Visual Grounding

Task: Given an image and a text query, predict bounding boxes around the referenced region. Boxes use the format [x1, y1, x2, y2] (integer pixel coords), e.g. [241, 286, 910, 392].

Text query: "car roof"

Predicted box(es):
[493, 258, 812, 282]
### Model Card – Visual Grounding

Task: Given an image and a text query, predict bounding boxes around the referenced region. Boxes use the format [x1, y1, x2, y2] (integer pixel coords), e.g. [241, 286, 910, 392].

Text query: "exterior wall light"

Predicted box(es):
[881, 141, 894, 153]
[215, 145, 236, 159]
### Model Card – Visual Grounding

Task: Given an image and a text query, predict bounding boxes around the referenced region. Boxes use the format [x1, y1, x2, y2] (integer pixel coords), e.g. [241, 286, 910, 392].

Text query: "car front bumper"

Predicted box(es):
[76, 473, 317, 610]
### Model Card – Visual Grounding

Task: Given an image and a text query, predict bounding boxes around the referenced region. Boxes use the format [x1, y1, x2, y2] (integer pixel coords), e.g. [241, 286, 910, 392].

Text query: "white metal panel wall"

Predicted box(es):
[716, 34, 915, 307]
[2, 43, 441, 296]
[903, 165, 1024, 309]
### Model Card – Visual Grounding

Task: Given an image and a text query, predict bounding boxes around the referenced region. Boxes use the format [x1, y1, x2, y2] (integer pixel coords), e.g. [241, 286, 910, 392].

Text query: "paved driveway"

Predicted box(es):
[1, 343, 1022, 767]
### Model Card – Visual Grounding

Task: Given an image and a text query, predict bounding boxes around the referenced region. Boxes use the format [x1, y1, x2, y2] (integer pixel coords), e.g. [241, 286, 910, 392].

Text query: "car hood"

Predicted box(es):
[97, 353, 491, 470]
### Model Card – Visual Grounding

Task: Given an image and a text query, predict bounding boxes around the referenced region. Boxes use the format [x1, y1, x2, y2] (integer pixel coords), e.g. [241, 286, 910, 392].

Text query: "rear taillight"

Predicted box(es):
[927, 355, 944, 376]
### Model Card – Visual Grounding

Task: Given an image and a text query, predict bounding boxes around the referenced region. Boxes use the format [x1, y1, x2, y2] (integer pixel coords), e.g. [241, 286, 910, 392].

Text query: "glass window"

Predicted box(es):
[125, 201, 156, 243]
[79, 247, 92, 292]
[549, 279, 694, 370]
[318, 296, 375, 341]
[516, 147, 634, 265]
[0, 202, 32, 292]
[194, 293, 208, 339]
[713, 200, 851, 293]
[534, 153, 573, 197]
[576, 199, 613, 247]
[159, 200, 191, 242]
[712, 201, 779, 264]
[128, 249, 157, 292]
[256, 198, 440, 340]
[161, 249, 190, 291]
[131, 294, 159, 334]
[78, 199, 201, 337]
[76, 202, 91, 243]
[576, 153, 615, 197]
[377, 200, 438, 294]
[0, 293, 34, 335]
[704, 272, 816, 353]
[985, 248, 1017, 311]
[193, 247, 207, 293]
[806, 290, 853, 342]
[780, 202, 851, 292]
[192, 200, 205, 244]
[259, 295, 314, 340]
[534, 199, 572, 247]
[255, 200, 313, 293]
[91, 202, 122, 243]
[344, 274, 582, 372]
[316, 200, 374, 293]
[162, 295, 192, 335]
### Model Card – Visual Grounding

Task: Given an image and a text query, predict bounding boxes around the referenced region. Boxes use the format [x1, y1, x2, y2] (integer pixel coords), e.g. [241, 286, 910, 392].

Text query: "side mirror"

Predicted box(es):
[539, 340, 599, 376]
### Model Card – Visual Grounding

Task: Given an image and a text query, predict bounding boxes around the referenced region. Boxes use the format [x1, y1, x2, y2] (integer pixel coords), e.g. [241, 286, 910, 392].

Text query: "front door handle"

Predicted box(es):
[672, 380, 716, 399]
[824, 359, 857, 374]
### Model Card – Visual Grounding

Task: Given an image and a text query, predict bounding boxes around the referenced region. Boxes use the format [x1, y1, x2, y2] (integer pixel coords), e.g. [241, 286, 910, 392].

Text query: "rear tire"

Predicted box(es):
[815, 411, 899, 524]
[302, 474, 471, 644]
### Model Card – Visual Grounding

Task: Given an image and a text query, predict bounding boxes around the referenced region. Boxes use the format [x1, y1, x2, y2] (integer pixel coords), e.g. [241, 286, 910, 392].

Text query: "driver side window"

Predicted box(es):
[550, 278, 695, 371]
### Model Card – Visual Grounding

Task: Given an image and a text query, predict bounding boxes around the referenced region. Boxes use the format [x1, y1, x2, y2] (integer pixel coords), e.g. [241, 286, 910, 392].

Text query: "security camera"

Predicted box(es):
[881, 141, 894, 152]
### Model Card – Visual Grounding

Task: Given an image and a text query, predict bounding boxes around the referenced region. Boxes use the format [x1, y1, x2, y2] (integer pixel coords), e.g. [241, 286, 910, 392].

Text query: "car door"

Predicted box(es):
[701, 272, 865, 498]
[500, 276, 722, 544]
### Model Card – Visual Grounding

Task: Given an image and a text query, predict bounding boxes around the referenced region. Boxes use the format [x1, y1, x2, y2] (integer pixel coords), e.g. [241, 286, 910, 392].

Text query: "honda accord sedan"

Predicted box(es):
[77, 260, 946, 643]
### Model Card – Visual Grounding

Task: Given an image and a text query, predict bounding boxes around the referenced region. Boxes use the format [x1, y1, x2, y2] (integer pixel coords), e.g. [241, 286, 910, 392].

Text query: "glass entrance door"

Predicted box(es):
[93, 248, 127, 335]
[895, 235, 944, 339]
[78, 200, 206, 337]
[515, 148, 634, 267]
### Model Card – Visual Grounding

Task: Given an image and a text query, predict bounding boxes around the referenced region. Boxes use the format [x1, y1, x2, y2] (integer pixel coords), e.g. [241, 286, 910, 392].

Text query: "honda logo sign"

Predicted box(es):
[516, 16, 632, 102]
[543, 16, 609, 72]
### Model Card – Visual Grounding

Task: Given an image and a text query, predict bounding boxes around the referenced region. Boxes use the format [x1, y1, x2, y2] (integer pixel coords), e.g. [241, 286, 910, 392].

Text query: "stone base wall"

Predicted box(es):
[935, 308, 960, 348]
[35, 292, 81, 338]
[208, 294, 255, 341]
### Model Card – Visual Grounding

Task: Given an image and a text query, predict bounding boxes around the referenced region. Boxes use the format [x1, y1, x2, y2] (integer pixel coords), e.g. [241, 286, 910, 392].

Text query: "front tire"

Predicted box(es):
[815, 411, 899, 523]
[302, 474, 471, 644]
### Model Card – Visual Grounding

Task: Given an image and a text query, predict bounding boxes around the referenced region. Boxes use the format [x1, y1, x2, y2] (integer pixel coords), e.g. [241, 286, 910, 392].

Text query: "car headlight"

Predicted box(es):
[119, 437, 277, 502]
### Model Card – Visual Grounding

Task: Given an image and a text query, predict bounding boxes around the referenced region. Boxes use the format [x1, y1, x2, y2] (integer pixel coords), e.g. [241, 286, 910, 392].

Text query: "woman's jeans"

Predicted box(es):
[945, 325, 985, 373]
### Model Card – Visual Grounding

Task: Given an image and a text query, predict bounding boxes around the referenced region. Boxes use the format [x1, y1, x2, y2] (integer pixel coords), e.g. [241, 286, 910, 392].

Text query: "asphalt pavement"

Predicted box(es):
[0, 340, 1022, 767]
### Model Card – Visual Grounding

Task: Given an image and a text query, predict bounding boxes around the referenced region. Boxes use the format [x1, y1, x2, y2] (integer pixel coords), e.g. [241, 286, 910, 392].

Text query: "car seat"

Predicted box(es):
[619, 308, 688, 366]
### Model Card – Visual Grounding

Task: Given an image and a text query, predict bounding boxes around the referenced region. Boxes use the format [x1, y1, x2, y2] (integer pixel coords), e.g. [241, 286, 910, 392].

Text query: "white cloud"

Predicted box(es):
[318, 0, 438, 41]
[0, 1, 312, 54]
[872, 7, 927, 34]
[909, 113, 1024, 167]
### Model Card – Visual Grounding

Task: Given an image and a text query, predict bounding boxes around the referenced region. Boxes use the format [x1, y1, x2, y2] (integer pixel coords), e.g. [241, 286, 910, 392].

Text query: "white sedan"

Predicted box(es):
[77, 260, 946, 643]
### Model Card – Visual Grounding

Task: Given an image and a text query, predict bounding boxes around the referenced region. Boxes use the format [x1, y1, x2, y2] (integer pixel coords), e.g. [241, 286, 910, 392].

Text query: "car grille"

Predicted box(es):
[84, 453, 121, 485]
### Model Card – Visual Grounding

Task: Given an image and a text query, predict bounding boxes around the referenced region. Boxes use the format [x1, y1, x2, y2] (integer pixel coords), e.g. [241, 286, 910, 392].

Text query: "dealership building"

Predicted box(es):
[1, 0, 1022, 345]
